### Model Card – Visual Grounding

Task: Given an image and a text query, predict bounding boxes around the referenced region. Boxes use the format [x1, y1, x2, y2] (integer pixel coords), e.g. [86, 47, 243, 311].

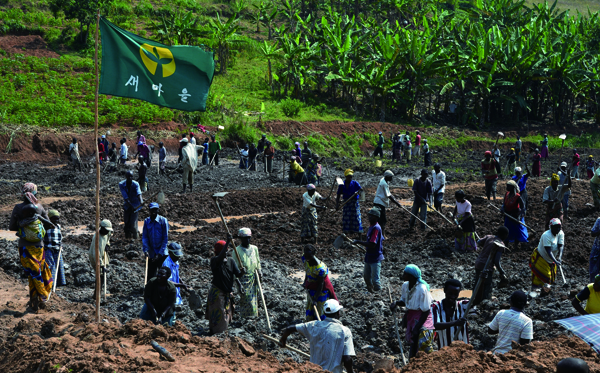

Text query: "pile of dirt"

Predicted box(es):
[0, 35, 60, 58]
[404, 336, 600, 373]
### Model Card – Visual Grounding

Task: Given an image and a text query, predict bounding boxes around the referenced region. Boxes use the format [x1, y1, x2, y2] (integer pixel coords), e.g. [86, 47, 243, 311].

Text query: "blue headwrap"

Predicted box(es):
[404, 264, 430, 290]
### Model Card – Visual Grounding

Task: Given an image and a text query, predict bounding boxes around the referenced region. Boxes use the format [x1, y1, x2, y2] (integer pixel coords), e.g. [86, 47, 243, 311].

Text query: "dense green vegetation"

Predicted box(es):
[1, 0, 600, 132]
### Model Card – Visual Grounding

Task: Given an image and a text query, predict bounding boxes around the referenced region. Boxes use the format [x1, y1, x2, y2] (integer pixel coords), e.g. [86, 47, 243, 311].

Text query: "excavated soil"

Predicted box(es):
[0, 35, 60, 58]
[1, 127, 600, 372]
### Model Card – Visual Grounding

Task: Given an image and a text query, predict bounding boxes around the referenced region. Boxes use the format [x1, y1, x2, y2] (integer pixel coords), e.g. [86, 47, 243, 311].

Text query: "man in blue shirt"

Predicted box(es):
[119, 171, 143, 240]
[162, 242, 187, 309]
[142, 202, 169, 280]
[353, 208, 384, 293]
[512, 165, 530, 215]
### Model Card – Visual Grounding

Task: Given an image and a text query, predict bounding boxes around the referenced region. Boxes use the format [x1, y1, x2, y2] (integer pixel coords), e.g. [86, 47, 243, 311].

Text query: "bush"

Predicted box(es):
[280, 98, 303, 117]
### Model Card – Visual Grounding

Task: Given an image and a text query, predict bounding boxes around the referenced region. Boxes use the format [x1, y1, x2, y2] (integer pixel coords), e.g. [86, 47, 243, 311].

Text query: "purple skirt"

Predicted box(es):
[540, 146, 549, 159]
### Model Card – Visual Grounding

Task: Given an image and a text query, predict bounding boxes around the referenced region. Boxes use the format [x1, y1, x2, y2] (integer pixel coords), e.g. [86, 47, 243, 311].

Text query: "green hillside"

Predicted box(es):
[526, 0, 600, 13]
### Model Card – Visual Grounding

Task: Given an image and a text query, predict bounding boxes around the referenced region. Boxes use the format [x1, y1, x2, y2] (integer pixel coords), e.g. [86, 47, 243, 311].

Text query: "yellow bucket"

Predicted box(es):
[408, 179, 414, 187]
[375, 160, 382, 167]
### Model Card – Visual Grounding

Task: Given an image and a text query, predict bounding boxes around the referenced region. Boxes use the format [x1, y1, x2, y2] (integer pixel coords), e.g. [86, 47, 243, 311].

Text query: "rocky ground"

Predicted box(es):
[1, 133, 600, 372]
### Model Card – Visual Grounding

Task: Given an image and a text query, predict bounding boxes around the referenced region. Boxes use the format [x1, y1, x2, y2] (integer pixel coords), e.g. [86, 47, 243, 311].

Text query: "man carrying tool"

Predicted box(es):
[543, 173, 570, 228]
[430, 279, 471, 349]
[290, 156, 305, 185]
[336, 169, 362, 237]
[88, 219, 113, 300]
[423, 139, 431, 167]
[373, 132, 384, 159]
[301, 184, 328, 244]
[390, 264, 434, 358]
[302, 244, 338, 320]
[373, 170, 402, 237]
[353, 208, 384, 293]
[557, 162, 572, 221]
[409, 169, 433, 231]
[403, 130, 412, 163]
[162, 242, 186, 309]
[181, 137, 198, 193]
[232, 228, 262, 318]
[264, 141, 275, 173]
[280, 299, 355, 373]
[208, 236, 245, 334]
[208, 135, 221, 166]
[482, 151, 500, 201]
[487, 290, 532, 354]
[572, 274, 600, 315]
[44, 209, 65, 288]
[501, 180, 528, 249]
[492, 144, 501, 164]
[142, 202, 169, 281]
[119, 171, 143, 240]
[453, 190, 477, 252]
[140, 267, 177, 326]
[69, 137, 82, 172]
[248, 143, 258, 171]
[432, 163, 445, 213]
[239, 144, 249, 169]
[473, 227, 509, 304]
[138, 155, 148, 192]
[512, 166, 530, 214]
[529, 218, 564, 290]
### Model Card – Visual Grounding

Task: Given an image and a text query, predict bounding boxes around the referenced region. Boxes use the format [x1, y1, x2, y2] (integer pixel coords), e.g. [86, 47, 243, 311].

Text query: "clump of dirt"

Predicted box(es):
[404, 336, 600, 373]
[0, 35, 60, 58]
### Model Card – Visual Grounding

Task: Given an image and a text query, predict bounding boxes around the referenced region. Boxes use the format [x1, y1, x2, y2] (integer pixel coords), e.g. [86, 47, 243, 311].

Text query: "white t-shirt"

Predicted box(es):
[493, 149, 501, 162]
[400, 282, 432, 312]
[120, 144, 128, 159]
[516, 139, 522, 150]
[296, 318, 355, 373]
[190, 137, 196, 145]
[488, 309, 533, 354]
[303, 192, 322, 211]
[373, 178, 392, 207]
[537, 230, 565, 263]
[433, 170, 446, 194]
[456, 200, 472, 215]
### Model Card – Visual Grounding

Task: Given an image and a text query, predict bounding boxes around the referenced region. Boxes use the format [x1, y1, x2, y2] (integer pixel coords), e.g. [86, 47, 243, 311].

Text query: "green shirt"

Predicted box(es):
[208, 141, 221, 154]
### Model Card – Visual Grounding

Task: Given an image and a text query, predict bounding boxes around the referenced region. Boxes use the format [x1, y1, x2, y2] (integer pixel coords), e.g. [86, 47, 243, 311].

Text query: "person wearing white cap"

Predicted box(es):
[280, 299, 355, 373]
[373, 170, 402, 237]
[180, 137, 198, 193]
[512, 164, 530, 214]
[301, 184, 328, 244]
[373, 132, 384, 159]
[233, 227, 262, 317]
[88, 219, 113, 299]
[557, 162, 572, 221]
[100, 135, 109, 160]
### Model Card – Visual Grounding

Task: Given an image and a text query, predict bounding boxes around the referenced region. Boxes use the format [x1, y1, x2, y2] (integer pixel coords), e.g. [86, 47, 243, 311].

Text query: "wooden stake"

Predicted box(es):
[94, 9, 101, 323]
[256, 270, 272, 332]
[260, 334, 310, 358]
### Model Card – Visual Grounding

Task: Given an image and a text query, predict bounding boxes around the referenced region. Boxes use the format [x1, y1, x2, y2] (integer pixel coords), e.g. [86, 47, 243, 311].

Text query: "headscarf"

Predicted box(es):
[214, 240, 227, 254]
[344, 169, 354, 177]
[511, 148, 514, 151]
[238, 227, 252, 237]
[404, 264, 430, 290]
[506, 180, 520, 194]
[549, 218, 561, 227]
[383, 170, 394, 177]
[48, 209, 60, 218]
[22, 183, 38, 204]
[306, 184, 316, 190]
[514, 167, 522, 172]
[484, 151, 492, 157]
[551, 173, 560, 182]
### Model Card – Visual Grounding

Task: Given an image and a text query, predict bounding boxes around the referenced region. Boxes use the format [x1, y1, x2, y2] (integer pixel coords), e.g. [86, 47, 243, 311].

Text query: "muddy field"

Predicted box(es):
[1, 136, 600, 372]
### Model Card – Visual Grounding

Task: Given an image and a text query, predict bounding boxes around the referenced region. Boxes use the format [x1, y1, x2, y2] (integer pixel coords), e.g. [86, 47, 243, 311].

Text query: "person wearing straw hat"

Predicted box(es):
[390, 264, 434, 358]
[301, 184, 327, 243]
[208, 235, 244, 334]
[354, 208, 384, 293]
[512, 165, 530, 214]
[232, 228, 262, 318]
[88, 219, 113, 300]
[572, 149, 581, 178]
[481, 151, 499, 201]
[43, 209, 65, 287]
[119, 171, 143, 240]
[280, 299, 355, 373]
[373, 132, 384, 159]
[336, 169, 363, 237]
[529, 218, 564, 289]
[373, 170, 401, 237]
[558, 162, 572, 221]
[501, 180, 528, 249]
[162, 242, 188, 310]
[543, 172, 569, 228]
[142, 202, 169, 280]
[572, 274, 600, 315]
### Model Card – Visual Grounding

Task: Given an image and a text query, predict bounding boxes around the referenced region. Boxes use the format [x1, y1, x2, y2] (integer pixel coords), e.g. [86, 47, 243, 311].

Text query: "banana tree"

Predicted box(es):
[207, 13, 243, 74]
[260, 40, 283, 89]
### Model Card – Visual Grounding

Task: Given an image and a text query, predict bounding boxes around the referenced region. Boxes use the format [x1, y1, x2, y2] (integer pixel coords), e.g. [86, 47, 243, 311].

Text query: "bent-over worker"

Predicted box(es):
[572, 274, 600, 315]
[488, 290, 532, 354]
[140, 267, 177, 326]
[302, 244, 338, 320]
[529, 218, 564, 289]
[473, 227, 509, 304]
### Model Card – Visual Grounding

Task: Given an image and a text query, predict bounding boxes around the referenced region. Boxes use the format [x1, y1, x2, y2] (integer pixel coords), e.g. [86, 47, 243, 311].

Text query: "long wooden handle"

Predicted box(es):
[387, 285, 407, 365]
[144, 257, 148, 286]
[256, 270, 272, 332]
[213, 199, 245, 270]
[396, 202, 436, 231]
[52, 247, 62, 293]
[261, 334, 310, 358]
[334, 190, 360, 213]
[488, 203, 535, 233]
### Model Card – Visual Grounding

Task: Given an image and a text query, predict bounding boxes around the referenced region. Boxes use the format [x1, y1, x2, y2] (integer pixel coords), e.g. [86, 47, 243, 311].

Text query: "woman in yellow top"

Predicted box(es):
[233, 227, 262, 317]
[289, 156, 305, 185]
[572, 275, 600, 315]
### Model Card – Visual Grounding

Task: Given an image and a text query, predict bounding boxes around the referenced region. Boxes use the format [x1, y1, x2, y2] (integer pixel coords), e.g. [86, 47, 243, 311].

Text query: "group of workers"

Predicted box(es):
[9, 129, 600, 373]
[373, 130, 431, 167]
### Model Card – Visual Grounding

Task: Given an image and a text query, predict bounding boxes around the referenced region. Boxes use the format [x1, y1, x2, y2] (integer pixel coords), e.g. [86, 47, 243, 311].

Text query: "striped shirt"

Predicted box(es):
[488, 309, 533, 354]
[431, 299, 470, 349]
[43, 224, 62, 251]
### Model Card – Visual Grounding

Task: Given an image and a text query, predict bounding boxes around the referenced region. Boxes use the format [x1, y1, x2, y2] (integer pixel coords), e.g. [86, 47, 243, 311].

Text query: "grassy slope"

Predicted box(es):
[525, 0, 600, 13]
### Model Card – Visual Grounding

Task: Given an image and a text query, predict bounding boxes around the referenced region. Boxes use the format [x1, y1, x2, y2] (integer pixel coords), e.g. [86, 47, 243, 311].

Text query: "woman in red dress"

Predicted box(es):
[532, 148, 542, 177]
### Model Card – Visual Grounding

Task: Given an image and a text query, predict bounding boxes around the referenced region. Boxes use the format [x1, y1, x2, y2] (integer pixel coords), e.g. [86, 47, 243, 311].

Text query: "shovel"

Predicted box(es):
[326, 177, 344, 206]
[133, 191, 165, 213]
[558, 134, 567, 163]
[333, 234, 365, 252]
[493, 132, 504, 149]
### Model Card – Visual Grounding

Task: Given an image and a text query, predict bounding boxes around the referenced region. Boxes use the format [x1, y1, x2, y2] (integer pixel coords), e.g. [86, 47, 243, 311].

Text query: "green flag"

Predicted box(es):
[99, 16, 214, 112]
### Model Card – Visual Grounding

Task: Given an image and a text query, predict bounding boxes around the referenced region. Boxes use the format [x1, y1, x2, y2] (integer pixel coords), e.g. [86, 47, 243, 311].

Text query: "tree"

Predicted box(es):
[207, 13, 243, 74]
[50, 0, 108, 45]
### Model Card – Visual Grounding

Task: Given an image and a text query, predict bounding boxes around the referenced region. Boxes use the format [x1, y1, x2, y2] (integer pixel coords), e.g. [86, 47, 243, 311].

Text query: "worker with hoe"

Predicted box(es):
[481, 150, 500, 201]
[119, 171, 143, 240]
[207, 235, 245, 334]
[543, 173, 570, 228]
[279, 299, 355, 373]
[529, 218, 565, 290]
[473, 227, 509, 304]
[300, 184, 327, 244]
[232, 228, 262, 318]
[572, 274, 600, 315]
[390, 264, 434, 358]
[354, 208, 384, 293]
[409, 169, 433, 230]
[140, 266, 177, 326]
[430, 279, 471, 349]
[336, 169, 363, 238]
[142, 202, 169, 280]
[88, 219, 113, 301]
[373, 170, 402, 238]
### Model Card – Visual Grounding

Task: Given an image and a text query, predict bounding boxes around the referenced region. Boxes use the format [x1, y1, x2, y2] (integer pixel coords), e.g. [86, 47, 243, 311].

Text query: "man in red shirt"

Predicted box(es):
[481, 151, 499, 201]
[413, 130, 422, 158]
[572, 149, 580, 179]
